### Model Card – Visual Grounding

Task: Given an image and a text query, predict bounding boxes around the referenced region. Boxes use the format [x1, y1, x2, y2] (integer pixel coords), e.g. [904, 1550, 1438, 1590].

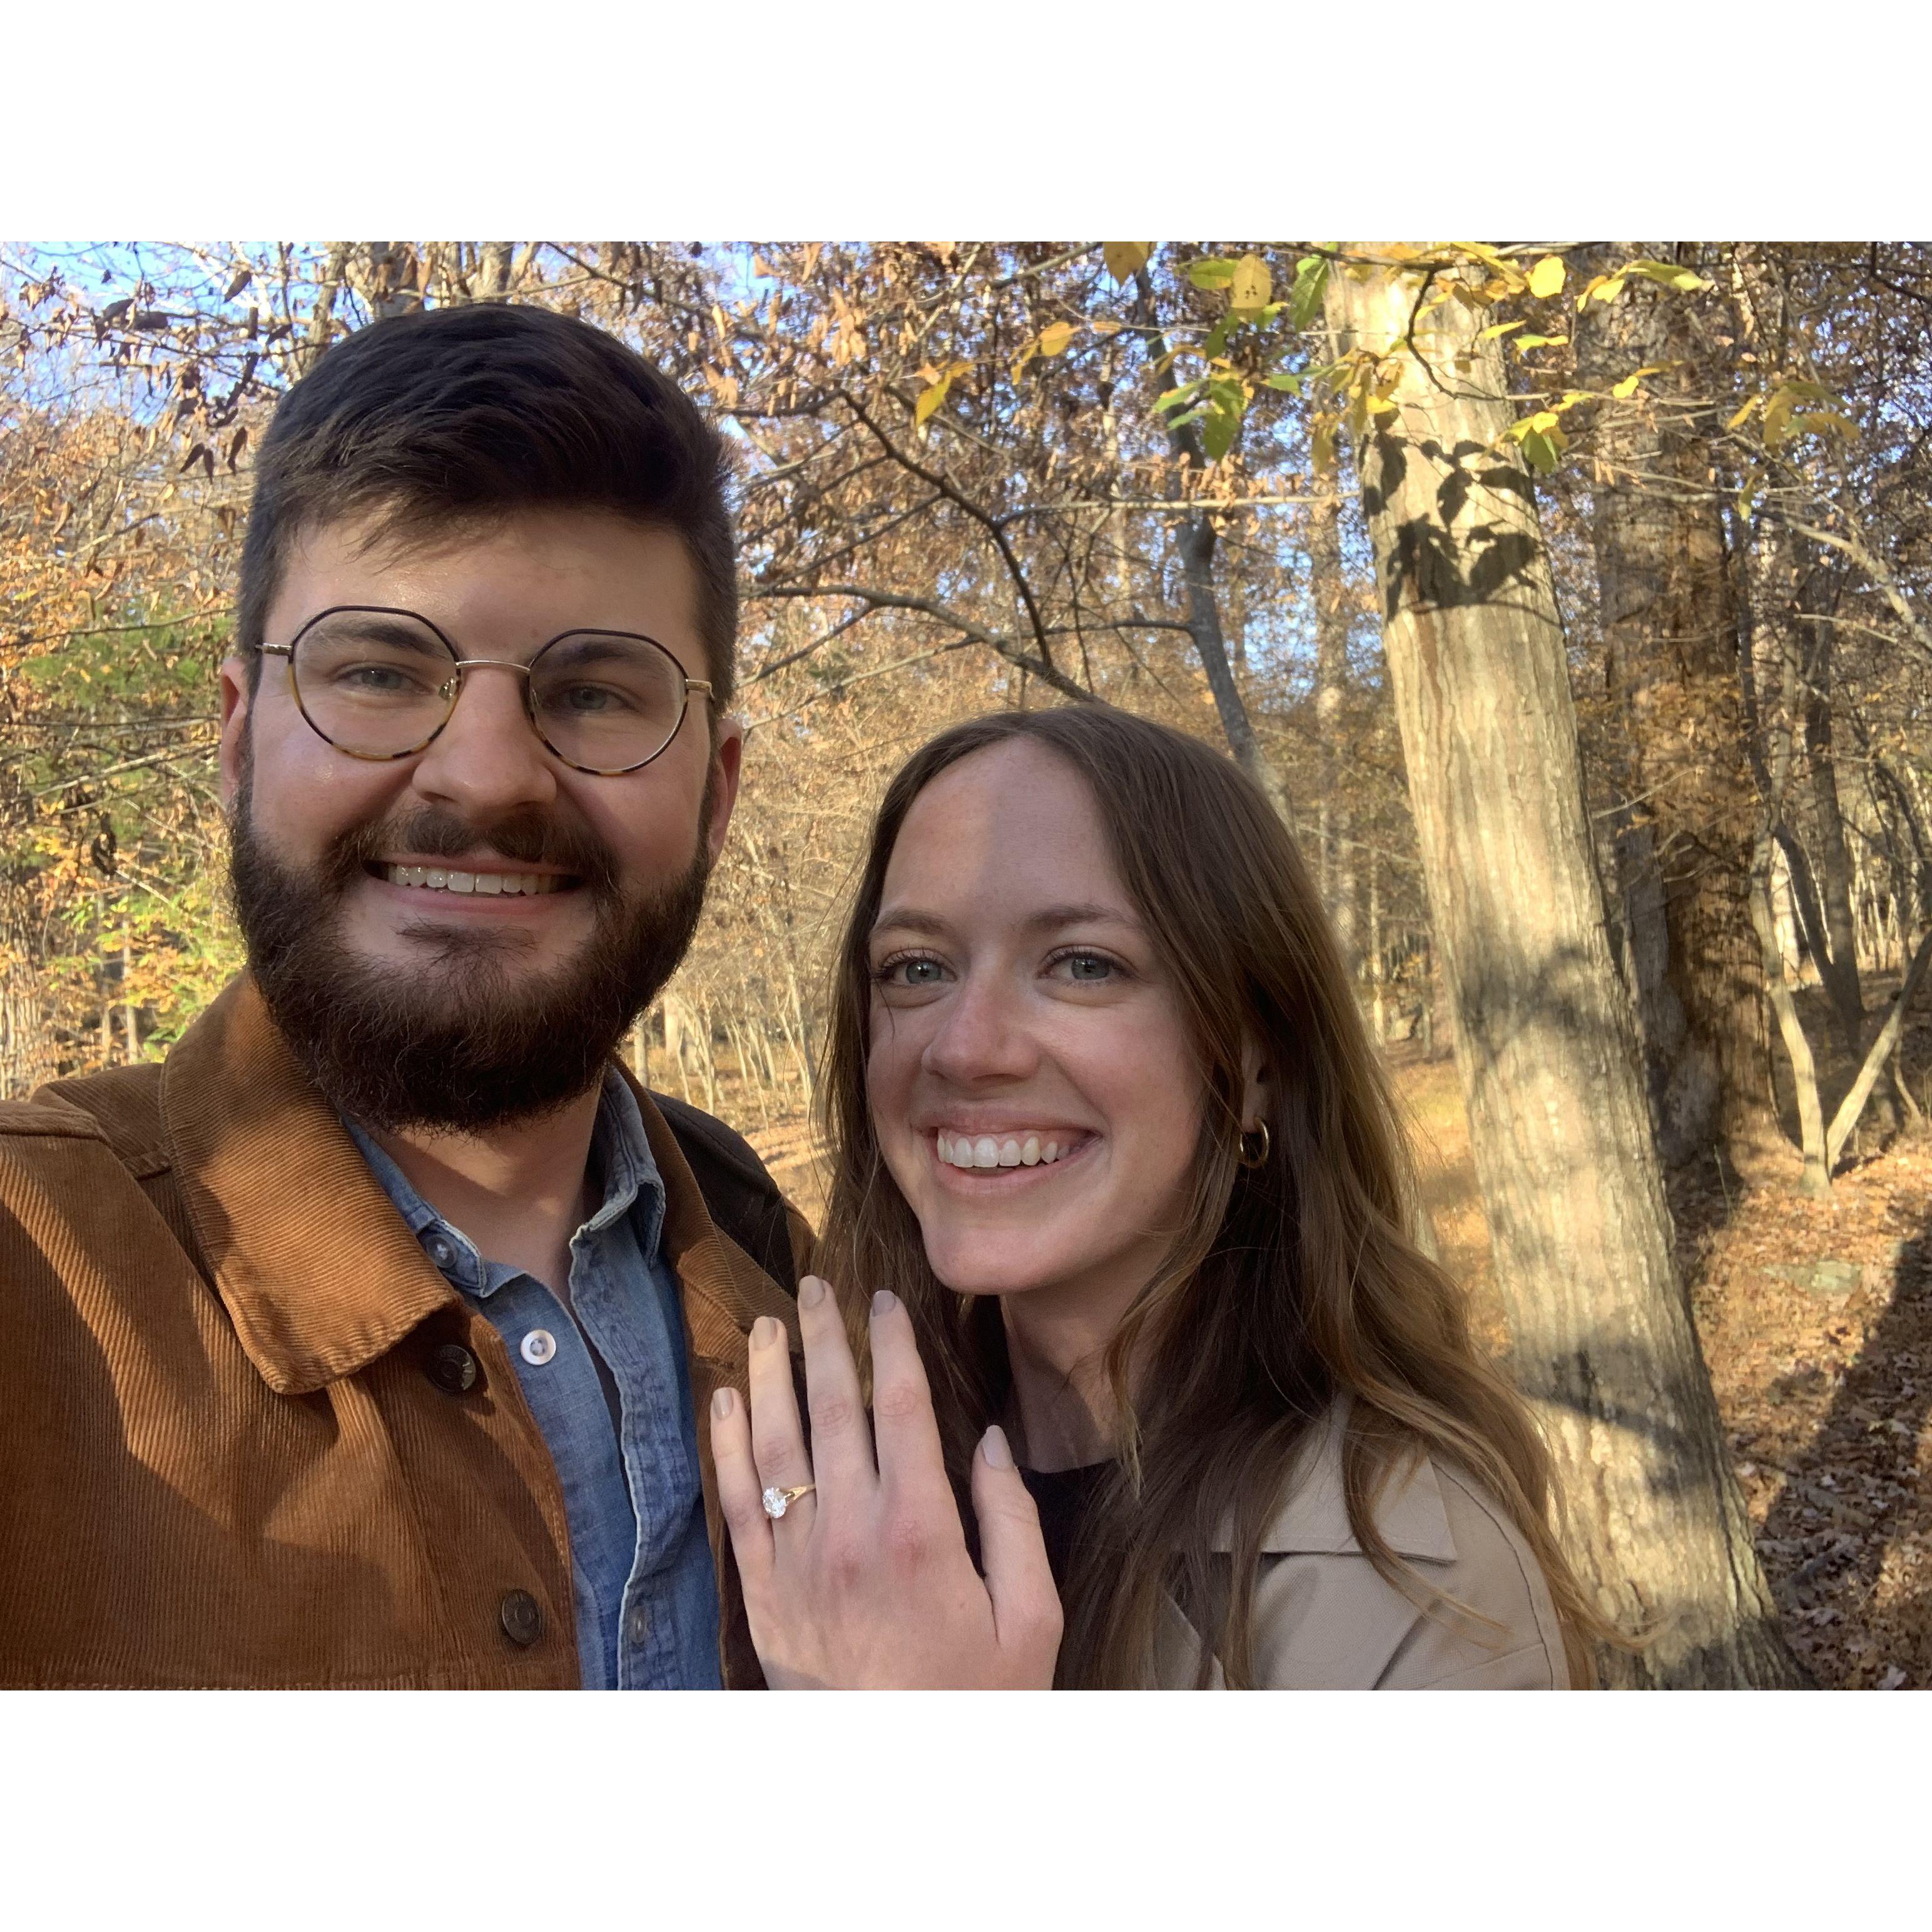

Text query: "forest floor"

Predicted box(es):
[745, 1007, 1932, 1690]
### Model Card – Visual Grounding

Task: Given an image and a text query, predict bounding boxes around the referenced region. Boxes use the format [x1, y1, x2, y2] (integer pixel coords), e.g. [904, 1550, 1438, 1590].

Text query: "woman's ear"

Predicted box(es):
[1239, 1035, 1270, 1129]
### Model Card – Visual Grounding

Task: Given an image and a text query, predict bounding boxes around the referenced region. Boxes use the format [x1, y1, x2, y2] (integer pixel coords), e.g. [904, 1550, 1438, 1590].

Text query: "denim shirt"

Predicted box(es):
[345, 1075, 721, 1689]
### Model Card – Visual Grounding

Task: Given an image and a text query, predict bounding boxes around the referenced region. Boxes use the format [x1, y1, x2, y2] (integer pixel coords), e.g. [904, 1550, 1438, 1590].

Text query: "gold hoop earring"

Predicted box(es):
[1238, 1121, 1271, 1169]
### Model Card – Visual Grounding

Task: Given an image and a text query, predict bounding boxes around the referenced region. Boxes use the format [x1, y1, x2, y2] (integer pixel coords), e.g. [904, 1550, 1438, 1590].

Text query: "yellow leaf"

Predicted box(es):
[1039, 321, 1076, 357]
[1612, 374, 1642, 399]
[1512, 333, 1568, 352]
[914, 377, 952, 426]
[1528, 255, 1566, 299]
[1726, 395, 1761, 430]
[1103, 243, 1152, 282]
[1477, 319, 1527, 342]
[1229, 253, 1271, 313]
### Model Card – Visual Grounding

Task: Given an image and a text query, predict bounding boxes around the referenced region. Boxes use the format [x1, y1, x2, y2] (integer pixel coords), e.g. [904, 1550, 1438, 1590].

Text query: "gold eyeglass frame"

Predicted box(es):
[254, 603, 714, 776]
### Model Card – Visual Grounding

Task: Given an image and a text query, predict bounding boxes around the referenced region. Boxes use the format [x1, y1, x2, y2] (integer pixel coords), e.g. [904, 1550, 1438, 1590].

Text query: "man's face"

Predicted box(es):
[220, 507, 742, 1132]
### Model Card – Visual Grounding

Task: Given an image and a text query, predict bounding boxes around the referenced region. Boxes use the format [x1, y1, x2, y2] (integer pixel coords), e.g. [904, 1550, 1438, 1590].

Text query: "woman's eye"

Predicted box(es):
[1055, 952, 1118, 982]
[878, 956, 948, 987]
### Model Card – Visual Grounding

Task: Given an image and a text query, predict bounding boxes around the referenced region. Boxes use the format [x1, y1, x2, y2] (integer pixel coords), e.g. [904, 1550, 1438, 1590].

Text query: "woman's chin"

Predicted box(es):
[920, 1238, 1068, 1301]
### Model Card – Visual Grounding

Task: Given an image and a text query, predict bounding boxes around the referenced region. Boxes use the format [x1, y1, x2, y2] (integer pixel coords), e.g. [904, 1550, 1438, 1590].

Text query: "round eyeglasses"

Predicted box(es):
[254, 606, 714, 776]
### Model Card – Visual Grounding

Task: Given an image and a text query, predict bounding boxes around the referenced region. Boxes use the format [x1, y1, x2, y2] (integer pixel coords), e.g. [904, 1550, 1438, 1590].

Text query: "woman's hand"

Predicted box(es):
[709, 1274, 1063, 1689]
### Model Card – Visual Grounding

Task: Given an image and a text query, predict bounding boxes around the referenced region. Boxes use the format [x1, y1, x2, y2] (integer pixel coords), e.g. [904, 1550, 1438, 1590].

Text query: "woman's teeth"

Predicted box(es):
[380, 864, 567, 896]
[935, 1132, 1072, 1170]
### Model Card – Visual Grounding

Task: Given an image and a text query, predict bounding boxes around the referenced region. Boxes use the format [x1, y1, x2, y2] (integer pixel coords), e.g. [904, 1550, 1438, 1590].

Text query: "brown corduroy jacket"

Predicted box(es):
[0, 975, 808, 1689]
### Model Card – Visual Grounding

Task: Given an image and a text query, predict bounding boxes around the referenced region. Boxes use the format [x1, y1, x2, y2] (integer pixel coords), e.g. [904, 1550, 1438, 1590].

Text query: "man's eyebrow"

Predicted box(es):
[870, 902, 1141, 939]
[343, 616, 450, 657]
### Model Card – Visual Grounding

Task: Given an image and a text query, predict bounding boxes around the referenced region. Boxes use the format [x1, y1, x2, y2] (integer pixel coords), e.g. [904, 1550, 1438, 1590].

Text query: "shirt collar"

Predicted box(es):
[340, 1069, 669, 1300]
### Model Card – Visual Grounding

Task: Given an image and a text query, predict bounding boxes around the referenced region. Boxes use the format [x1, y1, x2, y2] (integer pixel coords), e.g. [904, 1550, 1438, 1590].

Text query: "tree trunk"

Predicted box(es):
[1799, 597, 1864, 1047]
[1131, 266, 1294, 824]
[1575, 251, 1771, 1164]
[1326, 247, 1803, 1687]
[1310, 487, 1359, 972]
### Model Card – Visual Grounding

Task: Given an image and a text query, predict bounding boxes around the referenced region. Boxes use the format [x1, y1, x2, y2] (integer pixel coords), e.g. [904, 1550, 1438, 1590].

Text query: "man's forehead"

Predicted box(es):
[271, 507, 702, 639]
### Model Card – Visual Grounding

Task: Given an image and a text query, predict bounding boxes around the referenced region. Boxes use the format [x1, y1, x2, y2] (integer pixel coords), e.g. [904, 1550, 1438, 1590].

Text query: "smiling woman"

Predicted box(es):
[713, 704, 1614, 1690]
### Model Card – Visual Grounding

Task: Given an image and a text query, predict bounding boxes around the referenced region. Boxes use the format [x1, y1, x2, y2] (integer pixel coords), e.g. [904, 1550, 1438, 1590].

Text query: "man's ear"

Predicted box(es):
[218, 654, 252, 810]
[703, 715, 745, 866]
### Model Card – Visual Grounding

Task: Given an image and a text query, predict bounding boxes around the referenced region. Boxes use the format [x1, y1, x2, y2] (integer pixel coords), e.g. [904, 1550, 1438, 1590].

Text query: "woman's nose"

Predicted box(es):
[921, 972, 1038, 1084]
[409, 664, 559, 815]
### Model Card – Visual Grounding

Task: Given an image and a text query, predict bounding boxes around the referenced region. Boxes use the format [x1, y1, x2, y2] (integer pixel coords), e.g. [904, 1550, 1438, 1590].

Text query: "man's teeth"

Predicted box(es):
[380, 864, 566, 896]
[935, 1132, 1070, 1169]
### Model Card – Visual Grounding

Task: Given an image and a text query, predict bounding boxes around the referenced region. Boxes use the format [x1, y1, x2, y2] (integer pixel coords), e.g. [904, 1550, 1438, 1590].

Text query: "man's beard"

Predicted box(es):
[228, 781, 711, 1136]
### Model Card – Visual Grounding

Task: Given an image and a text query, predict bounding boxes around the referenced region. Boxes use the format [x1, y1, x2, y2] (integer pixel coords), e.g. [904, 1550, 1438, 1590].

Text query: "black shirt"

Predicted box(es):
[1019, 1461, 1112, 1589]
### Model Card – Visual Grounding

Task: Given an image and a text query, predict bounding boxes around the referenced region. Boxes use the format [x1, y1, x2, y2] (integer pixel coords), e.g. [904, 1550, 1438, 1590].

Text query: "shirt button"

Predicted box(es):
[626, 1605, 651, 1648]
[500, 1589, 544, 1647]
[425, 1342, 480, 1395]
[425, 1236, 454, 1269]
[521, 1329, 557, 1366]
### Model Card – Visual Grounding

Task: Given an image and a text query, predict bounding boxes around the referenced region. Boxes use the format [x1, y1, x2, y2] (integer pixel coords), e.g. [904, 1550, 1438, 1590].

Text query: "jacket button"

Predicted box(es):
[500, 1590, 544, 1647]
[425, 1343, 480, 1395]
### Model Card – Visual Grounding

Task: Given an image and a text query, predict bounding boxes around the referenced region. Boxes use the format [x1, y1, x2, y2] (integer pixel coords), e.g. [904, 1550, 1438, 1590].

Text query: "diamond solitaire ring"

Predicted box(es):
[761, 1483, 815, 1520]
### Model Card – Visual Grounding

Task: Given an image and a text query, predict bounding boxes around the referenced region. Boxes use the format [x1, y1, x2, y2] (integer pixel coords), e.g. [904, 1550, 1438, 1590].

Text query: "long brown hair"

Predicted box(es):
[818, 705, 1601, 1687]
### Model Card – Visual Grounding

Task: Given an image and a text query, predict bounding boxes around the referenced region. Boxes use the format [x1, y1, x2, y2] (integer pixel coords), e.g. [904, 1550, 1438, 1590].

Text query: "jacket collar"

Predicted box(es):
[1216, 1398, 1459, 1564]
[161, 976, 462, 1395]
[161, 975, 798, 1398]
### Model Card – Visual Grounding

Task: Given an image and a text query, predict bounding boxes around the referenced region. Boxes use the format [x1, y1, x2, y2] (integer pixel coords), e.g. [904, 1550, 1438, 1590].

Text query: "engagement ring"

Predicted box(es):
[761, 1483, 815, 1519]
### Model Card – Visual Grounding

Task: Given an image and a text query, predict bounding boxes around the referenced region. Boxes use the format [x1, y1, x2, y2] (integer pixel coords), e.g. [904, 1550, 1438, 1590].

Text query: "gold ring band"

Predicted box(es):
[761, 1482, 815, 1520]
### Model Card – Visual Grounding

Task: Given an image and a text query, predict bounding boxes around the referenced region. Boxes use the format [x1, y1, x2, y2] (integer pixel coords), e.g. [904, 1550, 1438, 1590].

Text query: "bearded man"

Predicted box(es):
[0, 303, 809, 1688]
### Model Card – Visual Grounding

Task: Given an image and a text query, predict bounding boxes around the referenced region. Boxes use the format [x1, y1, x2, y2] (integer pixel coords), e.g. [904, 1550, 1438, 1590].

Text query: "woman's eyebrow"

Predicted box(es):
[871, 902, 1139, 939]
[1020, 902, 1139, 932]
[870, 907, 951, 939]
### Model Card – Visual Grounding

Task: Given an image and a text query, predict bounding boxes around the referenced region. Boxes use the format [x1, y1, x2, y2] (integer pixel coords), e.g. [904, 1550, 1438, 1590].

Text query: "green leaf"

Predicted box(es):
[1202, 405, 1241, 461]
[1187, 258, 1237, 291]
[1518, 429, 1562, 474]
[1289, 255, 1330, 330]
[1263, 372, 1303, 393]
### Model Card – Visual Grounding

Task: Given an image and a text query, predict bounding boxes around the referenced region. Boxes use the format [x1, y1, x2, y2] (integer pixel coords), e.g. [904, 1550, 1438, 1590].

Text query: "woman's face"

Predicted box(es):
[865, 739, 1204, 1316]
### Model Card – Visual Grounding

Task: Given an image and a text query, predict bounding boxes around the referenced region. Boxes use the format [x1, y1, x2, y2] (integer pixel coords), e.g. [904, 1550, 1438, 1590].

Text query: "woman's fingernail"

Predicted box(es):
[712, 1387, 735, 1420]
[981, 1423, 1014, 1470]
[872, 1289, 898, 1318]
[751, 1315, 782, 1349]
[799, 1274, 826, 1310]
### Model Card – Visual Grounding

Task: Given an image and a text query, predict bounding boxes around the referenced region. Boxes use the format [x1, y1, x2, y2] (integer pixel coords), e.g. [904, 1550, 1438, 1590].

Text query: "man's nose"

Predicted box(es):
[408, 664, 558, 816]
[920, 970, 1039, 1085]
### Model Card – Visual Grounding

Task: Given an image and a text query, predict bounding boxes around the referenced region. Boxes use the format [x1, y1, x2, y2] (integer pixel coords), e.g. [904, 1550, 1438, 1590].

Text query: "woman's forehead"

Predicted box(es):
[878, 741, 1135, 928]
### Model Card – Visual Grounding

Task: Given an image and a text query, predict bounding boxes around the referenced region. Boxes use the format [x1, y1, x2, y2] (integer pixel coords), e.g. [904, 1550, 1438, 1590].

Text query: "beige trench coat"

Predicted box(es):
[1154, 1401, 1572, 1689]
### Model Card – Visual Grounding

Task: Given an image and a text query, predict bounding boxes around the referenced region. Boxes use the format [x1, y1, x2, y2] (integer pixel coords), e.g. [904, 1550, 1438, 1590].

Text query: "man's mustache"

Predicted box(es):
[321, 806, 621, 895]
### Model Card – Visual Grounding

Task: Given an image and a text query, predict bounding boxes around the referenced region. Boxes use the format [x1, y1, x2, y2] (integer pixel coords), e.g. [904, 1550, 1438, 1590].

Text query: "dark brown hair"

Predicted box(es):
[818, 704, 1603, 1687]
[237, 303, 738, 701]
